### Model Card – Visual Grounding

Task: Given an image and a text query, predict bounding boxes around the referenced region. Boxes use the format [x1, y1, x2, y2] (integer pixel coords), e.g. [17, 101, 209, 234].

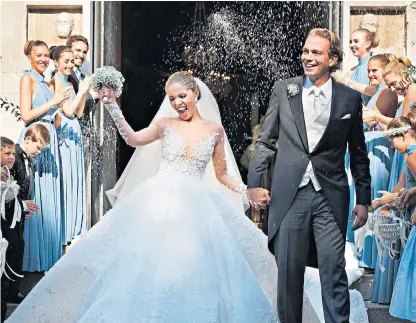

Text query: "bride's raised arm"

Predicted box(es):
[104, 102, 161, 147]
[212, 125, 247, 195]
[98, 85, 161, 147]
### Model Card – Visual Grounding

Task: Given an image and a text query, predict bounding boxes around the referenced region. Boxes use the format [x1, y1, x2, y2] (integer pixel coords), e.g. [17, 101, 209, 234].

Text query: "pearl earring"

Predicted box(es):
[195, 98, 198, 103]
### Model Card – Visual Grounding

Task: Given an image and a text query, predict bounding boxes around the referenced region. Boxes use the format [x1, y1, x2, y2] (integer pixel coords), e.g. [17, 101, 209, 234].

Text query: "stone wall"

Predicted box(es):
[0, 1, 92, 142]
[341, 1, 416, 72]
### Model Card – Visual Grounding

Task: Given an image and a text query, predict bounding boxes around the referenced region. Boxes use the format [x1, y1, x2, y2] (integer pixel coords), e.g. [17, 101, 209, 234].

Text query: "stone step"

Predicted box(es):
[350, 273, 410, 323]
[365, 301, 410, 323]
[350, 273, 374, 301]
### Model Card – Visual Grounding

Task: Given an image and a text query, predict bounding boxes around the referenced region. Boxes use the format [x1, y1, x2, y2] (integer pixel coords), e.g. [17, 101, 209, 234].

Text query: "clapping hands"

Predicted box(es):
[79, 76, 91, 94]
[52, 87, 72, 106]
[247, 188, 271, 210]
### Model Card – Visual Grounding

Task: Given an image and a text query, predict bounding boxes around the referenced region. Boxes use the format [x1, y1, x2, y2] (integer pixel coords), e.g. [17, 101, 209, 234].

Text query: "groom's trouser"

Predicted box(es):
[273, 182, 349, 323]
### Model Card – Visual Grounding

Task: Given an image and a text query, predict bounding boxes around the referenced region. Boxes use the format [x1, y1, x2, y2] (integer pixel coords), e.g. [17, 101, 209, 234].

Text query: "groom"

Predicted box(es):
[247, 28, 371, 323]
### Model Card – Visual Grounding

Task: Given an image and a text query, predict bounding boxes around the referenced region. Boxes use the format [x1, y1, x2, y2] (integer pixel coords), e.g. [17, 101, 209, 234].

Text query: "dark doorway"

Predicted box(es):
[119, 1, 329, 180]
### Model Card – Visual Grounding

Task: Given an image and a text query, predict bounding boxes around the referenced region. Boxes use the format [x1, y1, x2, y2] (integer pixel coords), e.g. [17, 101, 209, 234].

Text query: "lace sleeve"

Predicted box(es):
[104, 103, 160, 147]
[212, 127, 247, 195]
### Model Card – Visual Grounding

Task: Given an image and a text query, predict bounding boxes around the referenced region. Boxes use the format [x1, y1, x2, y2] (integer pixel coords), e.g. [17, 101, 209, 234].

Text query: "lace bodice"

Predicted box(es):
[158, 125, 219, 178]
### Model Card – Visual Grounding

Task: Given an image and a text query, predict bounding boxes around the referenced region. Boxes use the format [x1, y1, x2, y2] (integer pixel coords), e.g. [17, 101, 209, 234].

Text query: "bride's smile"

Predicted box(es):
[166, 81, 201, 122]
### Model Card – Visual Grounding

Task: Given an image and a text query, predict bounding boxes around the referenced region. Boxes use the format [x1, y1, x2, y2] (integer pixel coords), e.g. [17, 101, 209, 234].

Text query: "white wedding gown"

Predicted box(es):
[6, 123, 368, 323]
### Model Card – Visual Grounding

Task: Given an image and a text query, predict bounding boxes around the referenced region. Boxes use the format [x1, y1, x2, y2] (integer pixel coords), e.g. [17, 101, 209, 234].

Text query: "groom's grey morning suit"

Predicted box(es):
[248, 76, 371, 323]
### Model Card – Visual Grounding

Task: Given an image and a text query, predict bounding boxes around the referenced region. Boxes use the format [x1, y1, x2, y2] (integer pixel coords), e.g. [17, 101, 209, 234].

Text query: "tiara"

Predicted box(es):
[382, 124, 411, 138]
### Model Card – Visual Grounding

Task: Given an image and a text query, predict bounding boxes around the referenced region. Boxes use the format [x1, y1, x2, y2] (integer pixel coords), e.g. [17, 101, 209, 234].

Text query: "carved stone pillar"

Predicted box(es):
[91, 1, 121, 226]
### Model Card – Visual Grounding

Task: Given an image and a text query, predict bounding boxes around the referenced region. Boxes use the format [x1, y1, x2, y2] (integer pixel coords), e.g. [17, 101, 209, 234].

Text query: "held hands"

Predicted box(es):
[247, 188, 270, 210]
[52, 87, 72, 106]
[98, 85, 117, 105]
[350, 204, 368, 231]
[78, 76, 91, 94]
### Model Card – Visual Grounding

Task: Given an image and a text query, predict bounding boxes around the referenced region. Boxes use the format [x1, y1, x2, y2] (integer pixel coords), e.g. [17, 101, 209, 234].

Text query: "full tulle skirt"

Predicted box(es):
[7, 172, 278, 323]
[7, 172, 369, 323]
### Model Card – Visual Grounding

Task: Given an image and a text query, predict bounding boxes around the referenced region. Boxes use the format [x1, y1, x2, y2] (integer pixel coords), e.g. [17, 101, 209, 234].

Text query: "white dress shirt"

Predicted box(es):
[299, 77, 333, 190]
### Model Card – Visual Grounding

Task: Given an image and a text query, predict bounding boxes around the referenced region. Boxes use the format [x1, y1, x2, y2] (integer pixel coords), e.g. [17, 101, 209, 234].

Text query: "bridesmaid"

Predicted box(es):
[332, 28, 377, 243]
[382, 113, 416, 321]
[19, 40, 71, 271]
[371, 57, 416, 304]
[51, 46, 90, 245]
[352, 54, 398, 269]
[332, 28, 378, 105]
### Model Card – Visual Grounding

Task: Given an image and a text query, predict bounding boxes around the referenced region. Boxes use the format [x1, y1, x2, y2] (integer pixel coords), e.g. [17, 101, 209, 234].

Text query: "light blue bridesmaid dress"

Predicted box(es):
[345, 54, 372, 243]
[55, 72, 87, 244]
[372, 102, 406, 304]
[389, 145, 416, 321]
[350, 54, 372, 104]
[19, 69, 62, 272]
[357, 83, 394, 268]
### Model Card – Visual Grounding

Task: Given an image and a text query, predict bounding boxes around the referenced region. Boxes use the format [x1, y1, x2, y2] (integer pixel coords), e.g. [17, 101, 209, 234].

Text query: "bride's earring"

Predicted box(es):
[195, 98, 198, 103]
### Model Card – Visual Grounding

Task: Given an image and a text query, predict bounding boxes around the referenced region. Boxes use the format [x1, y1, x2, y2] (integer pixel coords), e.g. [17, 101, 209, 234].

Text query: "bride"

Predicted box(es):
[6, 72, 366, 323]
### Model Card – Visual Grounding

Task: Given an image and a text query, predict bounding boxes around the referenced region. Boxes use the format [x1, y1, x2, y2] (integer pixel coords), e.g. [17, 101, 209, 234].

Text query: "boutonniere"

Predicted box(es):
[287, 83, 299, 97]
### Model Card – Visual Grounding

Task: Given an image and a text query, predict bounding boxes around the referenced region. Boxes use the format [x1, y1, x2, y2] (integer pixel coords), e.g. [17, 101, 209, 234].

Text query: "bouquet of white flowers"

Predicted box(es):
[90, 66, 125, 103]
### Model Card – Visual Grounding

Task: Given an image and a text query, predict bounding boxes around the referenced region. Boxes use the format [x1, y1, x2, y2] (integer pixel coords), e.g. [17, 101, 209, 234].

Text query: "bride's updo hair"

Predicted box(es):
[165, 71, 201, 100]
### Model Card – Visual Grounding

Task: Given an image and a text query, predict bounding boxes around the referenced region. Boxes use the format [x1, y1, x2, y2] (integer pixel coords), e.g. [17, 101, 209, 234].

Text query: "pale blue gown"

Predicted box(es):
[389, 145, 416, 321]
[346, 54, 372, 243]
[372, 102, 412, 304]
[55, 72, 87, 244]
[19, 69, 62, 272]
[357, 83, 394, 268]
[350, 54, 372, 105]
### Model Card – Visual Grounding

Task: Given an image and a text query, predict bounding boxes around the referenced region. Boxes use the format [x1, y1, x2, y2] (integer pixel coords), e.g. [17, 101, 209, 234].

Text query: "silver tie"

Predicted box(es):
[313, 88, 322, 119]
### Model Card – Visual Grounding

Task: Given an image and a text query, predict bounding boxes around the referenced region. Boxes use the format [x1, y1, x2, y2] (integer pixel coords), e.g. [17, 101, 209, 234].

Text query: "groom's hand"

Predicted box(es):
[247, 188, 270, 210]
[350, 204, 368, 231]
